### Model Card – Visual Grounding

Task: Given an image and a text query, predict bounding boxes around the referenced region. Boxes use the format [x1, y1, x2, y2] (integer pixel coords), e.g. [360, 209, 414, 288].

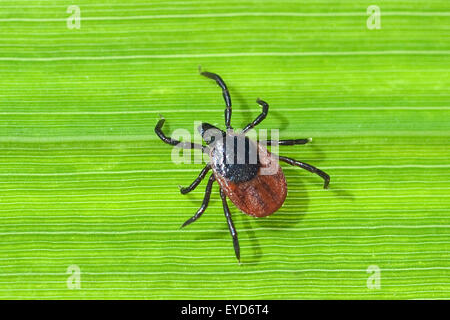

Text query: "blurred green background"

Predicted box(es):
[0, 0, 448, 299]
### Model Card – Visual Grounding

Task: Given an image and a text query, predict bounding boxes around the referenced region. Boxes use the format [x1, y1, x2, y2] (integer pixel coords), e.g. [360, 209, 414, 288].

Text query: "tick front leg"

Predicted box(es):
[242, 98, 269, 133]
[278, 155, 330, 189]
[155, 117, 209, 153]
[220, 188, 240, 263]
[179, 164, 211, 194]
[199, 69, 232, 130]
[180, 175, 216, 228]
[265, 138, 311, 146]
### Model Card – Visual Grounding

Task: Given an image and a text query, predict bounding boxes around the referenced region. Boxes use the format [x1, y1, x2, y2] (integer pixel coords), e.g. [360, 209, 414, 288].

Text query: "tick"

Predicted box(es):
[155, 70, 330, 262]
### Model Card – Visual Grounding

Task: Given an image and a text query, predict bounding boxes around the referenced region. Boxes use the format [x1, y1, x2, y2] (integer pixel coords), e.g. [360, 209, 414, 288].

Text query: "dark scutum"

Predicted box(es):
[211, 135, 260, 183]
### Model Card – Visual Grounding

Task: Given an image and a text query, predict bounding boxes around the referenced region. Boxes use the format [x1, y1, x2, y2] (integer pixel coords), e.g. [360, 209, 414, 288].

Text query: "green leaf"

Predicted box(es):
[0, 0, 448, 299]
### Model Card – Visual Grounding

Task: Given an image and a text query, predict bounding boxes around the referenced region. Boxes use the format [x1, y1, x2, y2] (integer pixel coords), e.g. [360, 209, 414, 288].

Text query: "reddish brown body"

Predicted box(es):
[212, 141, 287, 217]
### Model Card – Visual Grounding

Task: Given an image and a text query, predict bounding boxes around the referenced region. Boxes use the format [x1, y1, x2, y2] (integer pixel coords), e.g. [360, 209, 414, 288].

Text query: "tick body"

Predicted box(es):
[210, 133, 287, 217]
[154, 69, 330, 262]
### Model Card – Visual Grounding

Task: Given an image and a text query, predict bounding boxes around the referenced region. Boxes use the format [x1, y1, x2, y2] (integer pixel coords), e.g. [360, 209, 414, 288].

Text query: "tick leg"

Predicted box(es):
[242, 98, 269, 133]
[278, 155, 330, 189]
[220, 188, 240, 263]
[155, 117, 209, 153]
[180, 175, 216, 228]
[199, 69, 232, 130]
[265, 138, 311, 146]
[179, 164, 211, 194]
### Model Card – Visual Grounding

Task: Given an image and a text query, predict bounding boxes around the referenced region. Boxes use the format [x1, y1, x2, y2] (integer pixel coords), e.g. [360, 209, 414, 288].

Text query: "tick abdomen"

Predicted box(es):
[218, 166, 287, 217]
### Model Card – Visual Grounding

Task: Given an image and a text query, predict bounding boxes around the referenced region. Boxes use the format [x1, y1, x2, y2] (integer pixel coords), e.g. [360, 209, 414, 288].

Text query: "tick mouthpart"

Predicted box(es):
[198, 123, 225, 145]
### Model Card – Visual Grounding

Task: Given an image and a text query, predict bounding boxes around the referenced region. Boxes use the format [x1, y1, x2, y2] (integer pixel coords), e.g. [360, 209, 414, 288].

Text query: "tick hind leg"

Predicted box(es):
[242, 98, 269, 133]
[155, 117, 208, 153]
[199, 69, 232, 130]
[279, 155, 330, 189]
[220, 188, 240, 263]
[180, 175, 216, 228]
